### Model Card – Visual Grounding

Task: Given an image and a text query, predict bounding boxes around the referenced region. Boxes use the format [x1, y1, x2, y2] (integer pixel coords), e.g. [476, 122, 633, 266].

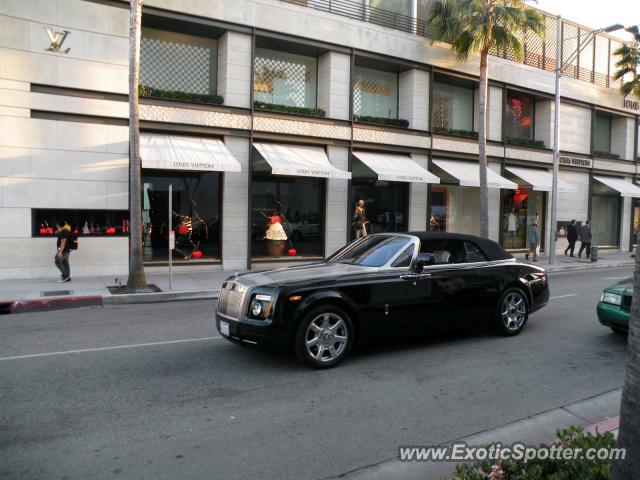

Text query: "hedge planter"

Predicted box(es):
[253, 101, 326, 118]
[352, 115, 410, 128]
[138, 84, 224, 105]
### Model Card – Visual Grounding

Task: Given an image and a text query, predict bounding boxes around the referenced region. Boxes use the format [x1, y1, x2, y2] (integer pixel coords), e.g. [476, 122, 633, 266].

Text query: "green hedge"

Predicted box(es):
[505, 136, 546, 148]
[138, 84, 224, 105]
[448, 426, 617, 480]
[352, 115, 410, 128]
[433, 127, 479, 139]
[593, 150, 620, 159]
[253, 101, 326, 117]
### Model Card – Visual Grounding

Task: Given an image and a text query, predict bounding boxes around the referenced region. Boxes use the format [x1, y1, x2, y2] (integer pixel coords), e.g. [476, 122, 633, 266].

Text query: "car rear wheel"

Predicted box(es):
[493, 288, 529, 336]
[295, 306, 353, 368]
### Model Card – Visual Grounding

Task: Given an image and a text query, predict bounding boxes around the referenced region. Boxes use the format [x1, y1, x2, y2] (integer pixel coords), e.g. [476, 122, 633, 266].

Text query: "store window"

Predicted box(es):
[432, 77, 475, 132]
[254, 48, 318, 109]
[251, 176, 324, 259]
[429, 186, 480, 235]
[140, 27, 218, 96]
[353, 66, 399, 119]
[32, 209, 129, 237]
[142, 170, 221, 262]
[594, 111, 612, 154]
[500, 189, 545, 250]
[504, 91, 534, 142]
[591, 181, 621, 247]
[351, 180, 408, 238]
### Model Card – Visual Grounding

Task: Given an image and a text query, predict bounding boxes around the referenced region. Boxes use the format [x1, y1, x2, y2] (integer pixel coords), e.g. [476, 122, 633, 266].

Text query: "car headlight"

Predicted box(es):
[248, 293, 273, 319]
[601, 292, 622, 306]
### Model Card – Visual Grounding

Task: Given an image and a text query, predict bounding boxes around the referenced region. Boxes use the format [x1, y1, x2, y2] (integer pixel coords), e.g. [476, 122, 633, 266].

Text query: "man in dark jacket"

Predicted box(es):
[578, 220, 592, 259]
[564, 219, 578, 257]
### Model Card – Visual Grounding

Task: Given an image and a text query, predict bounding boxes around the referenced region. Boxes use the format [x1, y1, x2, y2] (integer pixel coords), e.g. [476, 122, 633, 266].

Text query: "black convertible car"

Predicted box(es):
[215, 232, 549, 368]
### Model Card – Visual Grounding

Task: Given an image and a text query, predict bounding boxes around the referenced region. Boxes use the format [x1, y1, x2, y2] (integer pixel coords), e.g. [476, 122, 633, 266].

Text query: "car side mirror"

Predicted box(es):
[413, 252, 434, 272]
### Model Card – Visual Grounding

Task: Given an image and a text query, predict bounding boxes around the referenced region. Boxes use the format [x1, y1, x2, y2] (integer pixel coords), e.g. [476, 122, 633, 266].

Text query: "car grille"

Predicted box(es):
[217, 282, 246, 320]
[621, 294, 632, 311]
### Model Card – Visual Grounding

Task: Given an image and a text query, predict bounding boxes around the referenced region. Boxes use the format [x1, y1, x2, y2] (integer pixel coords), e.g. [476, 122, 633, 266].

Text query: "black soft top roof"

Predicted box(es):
[406, 231, 514, 261]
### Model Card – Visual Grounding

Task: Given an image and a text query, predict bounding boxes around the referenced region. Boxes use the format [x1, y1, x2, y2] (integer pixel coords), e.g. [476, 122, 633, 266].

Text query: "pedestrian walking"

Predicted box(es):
[525, 213, 540, 262]
[54, 220, 72, 282]
[353, 200, 368, 239]
[578, 220, 592, 259]
[564, 219, 578, 257]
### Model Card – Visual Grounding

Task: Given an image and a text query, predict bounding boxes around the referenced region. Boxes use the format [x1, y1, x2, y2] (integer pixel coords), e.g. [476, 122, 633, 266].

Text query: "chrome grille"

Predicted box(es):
[217, 282, 246, 320]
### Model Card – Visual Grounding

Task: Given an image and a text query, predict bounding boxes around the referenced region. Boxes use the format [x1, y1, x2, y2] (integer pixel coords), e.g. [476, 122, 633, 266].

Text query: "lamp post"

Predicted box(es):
[549, 19, 623, 265]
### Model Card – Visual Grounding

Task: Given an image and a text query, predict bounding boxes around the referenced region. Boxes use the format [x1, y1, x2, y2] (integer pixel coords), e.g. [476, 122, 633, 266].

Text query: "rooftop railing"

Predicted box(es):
[278, 0, 624, 90]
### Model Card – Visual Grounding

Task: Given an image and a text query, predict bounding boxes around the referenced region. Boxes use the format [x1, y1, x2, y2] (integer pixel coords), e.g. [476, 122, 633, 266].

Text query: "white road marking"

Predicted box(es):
[550, 293, 580, 299]
[0, 336, 222, 362]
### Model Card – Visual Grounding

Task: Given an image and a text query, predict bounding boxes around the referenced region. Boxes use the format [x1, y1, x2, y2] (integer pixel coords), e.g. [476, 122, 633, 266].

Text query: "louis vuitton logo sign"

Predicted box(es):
[44, 26, 70, 54]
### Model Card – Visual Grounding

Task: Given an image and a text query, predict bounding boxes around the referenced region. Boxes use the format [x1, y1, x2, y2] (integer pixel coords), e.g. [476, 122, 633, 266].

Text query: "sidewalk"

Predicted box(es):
[0, 251, 635, 312]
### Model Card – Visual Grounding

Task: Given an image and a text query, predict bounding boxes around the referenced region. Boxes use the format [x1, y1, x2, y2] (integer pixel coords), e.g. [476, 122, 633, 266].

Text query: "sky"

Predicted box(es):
[534, 0, 639, 42]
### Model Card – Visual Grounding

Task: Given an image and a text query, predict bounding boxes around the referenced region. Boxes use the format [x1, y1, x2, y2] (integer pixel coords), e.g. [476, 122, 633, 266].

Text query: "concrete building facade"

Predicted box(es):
[0, 0, 639, 279]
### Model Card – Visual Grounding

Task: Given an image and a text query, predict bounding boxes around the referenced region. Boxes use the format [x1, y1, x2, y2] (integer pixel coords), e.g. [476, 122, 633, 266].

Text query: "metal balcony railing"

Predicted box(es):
[278, 0, 625, 90]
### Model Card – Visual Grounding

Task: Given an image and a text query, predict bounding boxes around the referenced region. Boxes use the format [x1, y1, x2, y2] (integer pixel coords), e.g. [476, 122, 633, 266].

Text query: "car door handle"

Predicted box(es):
[400, 273, 431, 280]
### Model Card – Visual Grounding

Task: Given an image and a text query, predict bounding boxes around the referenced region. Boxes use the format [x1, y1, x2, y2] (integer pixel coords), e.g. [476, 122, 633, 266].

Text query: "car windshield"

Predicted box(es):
[330, 235, 411, 267]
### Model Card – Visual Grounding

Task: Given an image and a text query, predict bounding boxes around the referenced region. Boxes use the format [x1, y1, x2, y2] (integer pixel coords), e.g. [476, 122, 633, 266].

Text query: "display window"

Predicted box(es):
[500, 189, 545, 250]
[350, 180, 408, 239]
[142, 170, 221, 262]
[429, 185, 480, 235]
[251, 176, 324, 259]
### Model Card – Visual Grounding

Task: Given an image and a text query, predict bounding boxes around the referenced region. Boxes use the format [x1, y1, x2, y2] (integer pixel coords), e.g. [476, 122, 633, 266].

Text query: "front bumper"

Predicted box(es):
[596, 301, 629, 330]
[215, 312, 292, 349]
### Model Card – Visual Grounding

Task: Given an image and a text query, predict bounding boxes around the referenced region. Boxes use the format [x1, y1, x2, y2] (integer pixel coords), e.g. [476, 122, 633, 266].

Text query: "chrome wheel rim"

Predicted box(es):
[305, 312, 348, 362]
[501, 292, 526, 331]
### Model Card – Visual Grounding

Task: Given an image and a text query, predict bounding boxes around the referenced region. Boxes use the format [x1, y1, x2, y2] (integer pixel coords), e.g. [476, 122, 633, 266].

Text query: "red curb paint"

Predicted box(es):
[584, 416, 620, 435]
[8, 295, 103, 314]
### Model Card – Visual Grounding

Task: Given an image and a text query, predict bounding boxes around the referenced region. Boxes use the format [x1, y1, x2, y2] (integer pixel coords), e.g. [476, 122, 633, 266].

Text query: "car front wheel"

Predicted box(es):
[493, 287, 529, 336]
[295, 306, 353, 368]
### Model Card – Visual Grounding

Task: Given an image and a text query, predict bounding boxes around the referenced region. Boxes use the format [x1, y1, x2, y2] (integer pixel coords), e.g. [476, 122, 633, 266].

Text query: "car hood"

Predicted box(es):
[229, 262, 374, 288]
[604, 278, 633, 295]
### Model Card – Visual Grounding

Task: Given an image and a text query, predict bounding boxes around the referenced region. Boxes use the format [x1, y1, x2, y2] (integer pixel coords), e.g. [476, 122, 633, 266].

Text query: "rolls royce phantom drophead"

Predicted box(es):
[215, 232, 549, 368]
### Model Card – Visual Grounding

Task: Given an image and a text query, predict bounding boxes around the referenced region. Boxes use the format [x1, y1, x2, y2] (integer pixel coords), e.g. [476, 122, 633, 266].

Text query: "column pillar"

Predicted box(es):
[222, 136, 250, 270]
[217, 31, 252, 109]
[325, 146, 349, 256]
[408, 153, 428, 231]
[317, 51, 351, 121]
[399, 69, 429, 130]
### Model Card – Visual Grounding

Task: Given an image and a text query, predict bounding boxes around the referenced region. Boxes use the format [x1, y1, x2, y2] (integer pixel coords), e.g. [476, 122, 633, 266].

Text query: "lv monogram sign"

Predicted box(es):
[44, 26, 70, 54]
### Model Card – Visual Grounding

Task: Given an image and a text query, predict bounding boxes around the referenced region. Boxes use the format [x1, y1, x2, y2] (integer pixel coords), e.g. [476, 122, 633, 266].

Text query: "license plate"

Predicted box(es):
[219, 320, 230, 337]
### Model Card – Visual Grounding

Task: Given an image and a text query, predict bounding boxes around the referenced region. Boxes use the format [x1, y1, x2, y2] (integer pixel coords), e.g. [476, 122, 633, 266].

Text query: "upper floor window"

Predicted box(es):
[254, 47, 318, 109]
[504, 91, 534, 142]
[140, 27, 218, 97]
[594, 111, 612, 155]
[432, 76, 475, 133]
[353, 66, 399, 119]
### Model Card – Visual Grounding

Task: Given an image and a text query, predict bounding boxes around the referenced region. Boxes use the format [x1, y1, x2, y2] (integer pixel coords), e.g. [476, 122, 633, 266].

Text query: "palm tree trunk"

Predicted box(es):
[612, 243, 640, 478]
[478, 47, 489, 238]
[126, 0, 148, 291]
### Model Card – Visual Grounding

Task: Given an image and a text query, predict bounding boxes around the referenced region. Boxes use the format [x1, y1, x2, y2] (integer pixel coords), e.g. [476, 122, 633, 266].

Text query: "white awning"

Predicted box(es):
[254, 143, 351, 179]
[505, 166, 577, 193]
[352, 151, 440, 183]
[140, 134, 242, 172]
[432, 159, 517, 189]
[594, 176, 640, 197]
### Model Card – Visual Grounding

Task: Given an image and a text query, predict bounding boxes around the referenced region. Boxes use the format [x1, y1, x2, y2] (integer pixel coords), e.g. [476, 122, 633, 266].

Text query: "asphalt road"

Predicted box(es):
[0, 267, 632, 480]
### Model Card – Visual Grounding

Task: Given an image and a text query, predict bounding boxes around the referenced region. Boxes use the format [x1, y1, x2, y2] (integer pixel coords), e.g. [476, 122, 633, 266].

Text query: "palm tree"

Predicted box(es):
[612, 25, 640, 98]
[427, 0, 544, 238]
[126, 0, 148, 291]
[611, 25, 640, 480]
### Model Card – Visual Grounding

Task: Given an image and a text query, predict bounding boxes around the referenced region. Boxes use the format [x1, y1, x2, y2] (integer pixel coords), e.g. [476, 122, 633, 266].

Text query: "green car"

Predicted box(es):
[597, 278, 633, 334]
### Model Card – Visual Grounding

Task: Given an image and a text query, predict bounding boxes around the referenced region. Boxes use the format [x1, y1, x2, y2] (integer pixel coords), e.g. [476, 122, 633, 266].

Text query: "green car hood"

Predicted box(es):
[604, 278, 633, 295]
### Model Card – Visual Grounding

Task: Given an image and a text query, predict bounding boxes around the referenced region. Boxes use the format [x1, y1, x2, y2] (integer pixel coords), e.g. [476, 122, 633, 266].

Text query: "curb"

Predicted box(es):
[102, 289, 219, 305]
[1, 290, 220, 315]
[544, 260, 635, 273]
[8, 295, 103, 314]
